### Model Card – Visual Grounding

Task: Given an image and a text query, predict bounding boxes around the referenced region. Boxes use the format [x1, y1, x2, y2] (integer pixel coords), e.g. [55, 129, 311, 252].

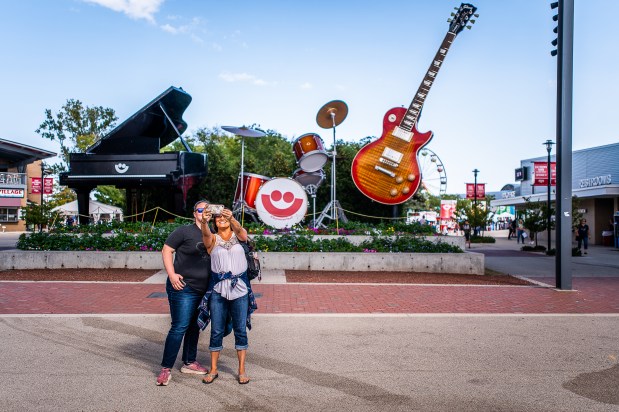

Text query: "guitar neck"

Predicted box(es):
[399, 32, 457, 132]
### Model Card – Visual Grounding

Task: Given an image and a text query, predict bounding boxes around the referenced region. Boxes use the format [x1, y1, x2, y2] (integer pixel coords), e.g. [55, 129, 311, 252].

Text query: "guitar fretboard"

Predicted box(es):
[399, 32, 457, 132]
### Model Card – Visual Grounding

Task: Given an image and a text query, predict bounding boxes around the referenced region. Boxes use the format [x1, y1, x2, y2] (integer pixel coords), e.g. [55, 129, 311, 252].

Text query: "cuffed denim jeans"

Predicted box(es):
[161, 279, 204, 369]
[209, 291, 249, 351]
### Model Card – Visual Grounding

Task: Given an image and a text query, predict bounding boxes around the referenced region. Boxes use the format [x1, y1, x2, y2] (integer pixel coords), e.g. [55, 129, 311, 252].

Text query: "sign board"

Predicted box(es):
[514, 167, 526, 181]
[533, 162, 556, 186]
[0, 188, 25, 198]
[466, 183, 486, 200]
[31, 177, 42, 194]
[43, 177, 54, 194]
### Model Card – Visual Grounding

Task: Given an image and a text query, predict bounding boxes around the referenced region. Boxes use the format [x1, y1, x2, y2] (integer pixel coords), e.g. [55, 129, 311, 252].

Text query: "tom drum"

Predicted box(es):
[292, 133, 328, 172]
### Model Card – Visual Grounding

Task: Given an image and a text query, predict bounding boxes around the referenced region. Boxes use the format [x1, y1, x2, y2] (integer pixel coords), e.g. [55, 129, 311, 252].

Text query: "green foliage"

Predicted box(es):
[521, 200, 552, 247]
[21, 203, 62, 231]
[453, 198, 494, 232]
[17, 221, 459, 253]
[94, 186, 125, 209]
[359, 235, 463, 253]
[35, 99, 117, 173]
[471, 235, 496, 244]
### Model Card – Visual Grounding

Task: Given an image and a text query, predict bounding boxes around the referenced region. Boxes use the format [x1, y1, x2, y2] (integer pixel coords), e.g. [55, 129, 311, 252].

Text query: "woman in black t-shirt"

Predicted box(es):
[156, 200, 212, 386]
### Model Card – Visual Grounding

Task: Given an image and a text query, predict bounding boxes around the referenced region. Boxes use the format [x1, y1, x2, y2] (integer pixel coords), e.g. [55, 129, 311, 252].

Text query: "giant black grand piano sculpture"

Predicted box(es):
[60, 86, 207, 225]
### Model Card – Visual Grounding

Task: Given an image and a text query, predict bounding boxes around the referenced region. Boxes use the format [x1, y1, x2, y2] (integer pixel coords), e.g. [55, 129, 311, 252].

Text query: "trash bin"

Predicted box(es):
[602, 231, 613, 246]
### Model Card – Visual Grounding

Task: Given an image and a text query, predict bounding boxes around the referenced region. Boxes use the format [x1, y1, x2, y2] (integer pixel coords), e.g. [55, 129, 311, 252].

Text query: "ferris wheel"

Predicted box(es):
[418, 148, 447, 196]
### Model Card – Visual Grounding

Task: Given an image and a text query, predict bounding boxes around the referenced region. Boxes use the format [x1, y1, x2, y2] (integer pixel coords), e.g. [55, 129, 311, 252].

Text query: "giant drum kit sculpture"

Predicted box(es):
[223, 100, 348, 229]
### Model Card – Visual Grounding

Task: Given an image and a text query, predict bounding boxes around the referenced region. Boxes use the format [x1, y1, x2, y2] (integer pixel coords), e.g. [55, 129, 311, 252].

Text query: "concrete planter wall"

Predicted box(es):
[0, 250, 483, 275]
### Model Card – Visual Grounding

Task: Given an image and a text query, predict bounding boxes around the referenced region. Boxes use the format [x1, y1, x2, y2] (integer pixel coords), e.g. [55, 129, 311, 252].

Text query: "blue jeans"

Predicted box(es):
[161, 279, 204, 369]
[578, 236, 589, 250]
[517, 229, 524, 243]
[209, 291, 249, 351]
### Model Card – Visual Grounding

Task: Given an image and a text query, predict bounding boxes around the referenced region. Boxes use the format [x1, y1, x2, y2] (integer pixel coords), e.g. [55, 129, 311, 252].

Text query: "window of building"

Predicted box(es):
[0, 208, 18, 222]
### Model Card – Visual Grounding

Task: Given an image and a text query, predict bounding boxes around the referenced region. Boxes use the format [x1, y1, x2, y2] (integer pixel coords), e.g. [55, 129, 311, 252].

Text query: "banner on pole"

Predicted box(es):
[31, 177, 42, 194]
[43, 178, 54, 194]
[465, 183, 485, 200]
[533, 162, 556, 186]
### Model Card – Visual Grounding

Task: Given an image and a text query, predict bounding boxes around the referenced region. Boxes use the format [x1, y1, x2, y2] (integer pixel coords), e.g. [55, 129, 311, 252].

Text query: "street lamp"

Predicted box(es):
[472, 169, 479, 236]
[544, 140, 555, 251]
[472, 169, 479, 207]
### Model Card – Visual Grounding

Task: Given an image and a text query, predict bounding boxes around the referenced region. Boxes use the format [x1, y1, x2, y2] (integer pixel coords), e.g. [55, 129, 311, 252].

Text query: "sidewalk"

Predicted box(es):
[2, 232, 619, 411]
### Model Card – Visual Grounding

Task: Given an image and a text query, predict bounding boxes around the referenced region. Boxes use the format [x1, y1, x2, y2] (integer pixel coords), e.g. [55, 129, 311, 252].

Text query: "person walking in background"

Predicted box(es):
[156, 200, 211, 386]
[462, 220, 472, 249]
[199, 207, 257, 385]
[508, 219, 516, 240]
[577, 218, 590, 254]
[516, 219, 525, 244]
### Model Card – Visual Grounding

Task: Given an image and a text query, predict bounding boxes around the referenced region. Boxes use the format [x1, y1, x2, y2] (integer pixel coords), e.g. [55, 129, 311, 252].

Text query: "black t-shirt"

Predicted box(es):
[577, 224, 589, 238]
[164, 224, 210, 294]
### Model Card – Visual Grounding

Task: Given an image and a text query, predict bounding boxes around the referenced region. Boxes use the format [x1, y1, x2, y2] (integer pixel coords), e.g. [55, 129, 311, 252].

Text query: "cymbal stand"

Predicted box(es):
[315, 113, 348, 228]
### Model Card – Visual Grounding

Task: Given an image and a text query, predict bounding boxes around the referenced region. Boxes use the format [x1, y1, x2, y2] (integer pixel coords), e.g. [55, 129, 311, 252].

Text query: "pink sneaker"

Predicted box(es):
[180, 361, 208, 375]
[156, 368, 171, 386]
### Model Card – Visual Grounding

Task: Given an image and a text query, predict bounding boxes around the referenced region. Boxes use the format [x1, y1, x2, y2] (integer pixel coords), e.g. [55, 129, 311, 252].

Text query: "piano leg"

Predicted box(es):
[76, 189, 93, 225]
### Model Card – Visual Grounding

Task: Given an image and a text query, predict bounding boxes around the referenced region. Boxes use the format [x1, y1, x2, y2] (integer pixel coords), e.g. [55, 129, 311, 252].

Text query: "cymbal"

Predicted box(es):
[221, 126, 266, 138]
[316, 100, 348, 129]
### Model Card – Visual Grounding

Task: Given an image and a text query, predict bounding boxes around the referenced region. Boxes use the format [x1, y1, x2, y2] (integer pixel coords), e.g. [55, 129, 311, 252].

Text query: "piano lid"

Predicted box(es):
[86, 86, 192, 155]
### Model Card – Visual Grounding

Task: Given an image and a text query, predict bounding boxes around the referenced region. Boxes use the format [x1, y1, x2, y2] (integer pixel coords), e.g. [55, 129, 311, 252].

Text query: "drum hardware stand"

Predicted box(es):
[304, 184, 318, 228]
[314, 100, 349, 228]
[222, 126, 266, 225]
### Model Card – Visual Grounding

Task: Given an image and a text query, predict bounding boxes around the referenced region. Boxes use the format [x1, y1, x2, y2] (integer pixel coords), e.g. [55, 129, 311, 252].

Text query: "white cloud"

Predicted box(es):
[219, 72, 269, 86]
[81, 0, 164, 23]
[300, 82, 312, 90]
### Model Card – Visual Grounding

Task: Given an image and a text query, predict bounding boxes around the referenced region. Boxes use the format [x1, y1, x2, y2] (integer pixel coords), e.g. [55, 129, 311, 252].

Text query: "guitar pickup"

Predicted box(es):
[381, 147, 403, 164]
[379, 157, 398, 168]
[392, 126, 412, 142]
[375, 166, 396, 177]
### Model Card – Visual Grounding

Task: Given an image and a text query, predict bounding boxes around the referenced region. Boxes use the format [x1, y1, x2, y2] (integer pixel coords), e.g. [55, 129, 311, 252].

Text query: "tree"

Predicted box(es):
[35, 99, 117, 174]
[453, 198, 494, 236]
[21, 202, 62, 232]
[521, 200, 547, 247]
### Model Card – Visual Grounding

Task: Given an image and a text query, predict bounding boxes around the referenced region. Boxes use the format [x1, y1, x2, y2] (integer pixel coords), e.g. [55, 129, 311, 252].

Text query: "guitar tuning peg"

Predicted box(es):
[447, 18, 453, 23]
[470, 19, 476, 24]
[466, 25, 472, 30]
[474, 14, 479, 18]
[450, 12, 455, 16]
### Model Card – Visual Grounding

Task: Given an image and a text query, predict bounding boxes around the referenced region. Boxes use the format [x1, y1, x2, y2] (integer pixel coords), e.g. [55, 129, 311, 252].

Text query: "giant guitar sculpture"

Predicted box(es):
[351, 3, 477, 204]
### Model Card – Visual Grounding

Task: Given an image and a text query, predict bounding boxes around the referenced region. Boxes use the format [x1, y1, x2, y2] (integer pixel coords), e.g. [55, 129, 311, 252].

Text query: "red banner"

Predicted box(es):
[533, 162, 556, 186]
[31, 177, 42, 194]
[466, 183, 486, 200]
[43, 178, 54, 194]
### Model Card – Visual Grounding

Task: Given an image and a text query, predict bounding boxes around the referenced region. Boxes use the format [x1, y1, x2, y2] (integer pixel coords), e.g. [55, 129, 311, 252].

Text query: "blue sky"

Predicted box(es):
[1, 0, 617, 196]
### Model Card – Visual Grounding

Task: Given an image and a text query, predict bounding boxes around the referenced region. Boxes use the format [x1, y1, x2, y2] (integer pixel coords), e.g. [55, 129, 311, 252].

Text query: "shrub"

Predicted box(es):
[471, 235, 496, 244]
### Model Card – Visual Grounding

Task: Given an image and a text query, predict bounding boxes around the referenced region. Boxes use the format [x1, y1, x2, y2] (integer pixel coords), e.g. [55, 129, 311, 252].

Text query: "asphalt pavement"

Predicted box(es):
[1, 230, 618, 411]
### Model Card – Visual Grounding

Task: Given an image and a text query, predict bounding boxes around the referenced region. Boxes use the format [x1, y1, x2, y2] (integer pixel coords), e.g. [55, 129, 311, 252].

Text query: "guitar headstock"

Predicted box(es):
[448, 3, 478, 35]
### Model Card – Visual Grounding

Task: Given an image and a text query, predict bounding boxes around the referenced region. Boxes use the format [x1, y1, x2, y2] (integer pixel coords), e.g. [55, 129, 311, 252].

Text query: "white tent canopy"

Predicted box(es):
[51, 200, 124, 223]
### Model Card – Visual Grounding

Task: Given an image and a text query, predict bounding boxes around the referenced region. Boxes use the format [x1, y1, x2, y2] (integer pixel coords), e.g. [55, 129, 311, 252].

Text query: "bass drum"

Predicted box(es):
[233, 172, 271, 210]
[292, 168, 325, 189]
[255, 178, 308, 229]
[292, 133, 328, 172]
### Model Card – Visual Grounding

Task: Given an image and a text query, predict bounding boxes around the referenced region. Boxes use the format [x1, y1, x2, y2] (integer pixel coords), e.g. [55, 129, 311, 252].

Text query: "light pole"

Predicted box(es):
[544, 140, 555, 252]
[472, 169, 479, 236]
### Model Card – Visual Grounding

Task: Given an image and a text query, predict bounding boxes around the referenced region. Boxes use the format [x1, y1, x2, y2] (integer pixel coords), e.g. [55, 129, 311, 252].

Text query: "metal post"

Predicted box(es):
[555, 0, 574, 290]
[544, 140, 554, 252]
[40, 161, 44, 233]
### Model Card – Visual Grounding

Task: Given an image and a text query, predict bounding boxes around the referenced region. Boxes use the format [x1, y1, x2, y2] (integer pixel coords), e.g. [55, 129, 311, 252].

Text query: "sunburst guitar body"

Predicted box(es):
[350, 3, 477, 205]
[351, 107, 432, 204]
